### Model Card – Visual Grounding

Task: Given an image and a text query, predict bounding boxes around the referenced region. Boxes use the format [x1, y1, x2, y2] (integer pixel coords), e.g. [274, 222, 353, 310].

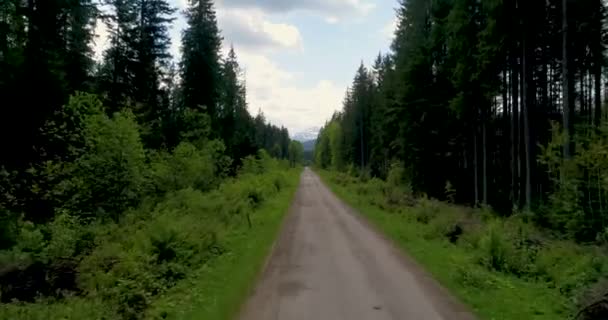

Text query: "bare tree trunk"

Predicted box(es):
[482, 104, 488, 205]
[595, 63, 602, 126]
[589, 72, 593, 124]
[581, 72, 587, 123]
[512, 57, 520, 208]
[473, 129, 479, 205]
[562, 0, 572, 158]
[541, 62, 548, 111]
[522, 22, 532, 210]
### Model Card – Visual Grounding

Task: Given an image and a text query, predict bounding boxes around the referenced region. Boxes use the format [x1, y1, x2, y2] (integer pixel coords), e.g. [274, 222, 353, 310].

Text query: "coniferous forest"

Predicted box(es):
[0, 0, 303, 318]
[5, 0, 608, 318]
[316, 0, 608, 241]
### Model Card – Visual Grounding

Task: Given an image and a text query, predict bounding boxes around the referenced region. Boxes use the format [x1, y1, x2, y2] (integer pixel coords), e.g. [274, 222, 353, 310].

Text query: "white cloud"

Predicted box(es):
[382, 16, 397, 39]
[92, 0, 345, 133]
[236, 51, 343, 133]
[217, 0, 375, 22]
[218, 8, 302, 52]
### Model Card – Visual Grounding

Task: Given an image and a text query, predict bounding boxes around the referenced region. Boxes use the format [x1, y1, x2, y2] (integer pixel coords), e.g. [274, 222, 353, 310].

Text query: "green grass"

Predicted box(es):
[146, 168, 301, 320]
[318, 170, 573, 320]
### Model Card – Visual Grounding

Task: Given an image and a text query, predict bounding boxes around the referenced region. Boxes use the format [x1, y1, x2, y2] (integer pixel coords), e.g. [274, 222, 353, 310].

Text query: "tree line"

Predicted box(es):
[315, 0, 608, 241]
[0, 0, 301, 223]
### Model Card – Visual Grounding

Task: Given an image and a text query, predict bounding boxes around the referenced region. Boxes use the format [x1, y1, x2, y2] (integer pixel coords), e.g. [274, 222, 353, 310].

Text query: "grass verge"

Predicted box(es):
[318, 170, 586, 320]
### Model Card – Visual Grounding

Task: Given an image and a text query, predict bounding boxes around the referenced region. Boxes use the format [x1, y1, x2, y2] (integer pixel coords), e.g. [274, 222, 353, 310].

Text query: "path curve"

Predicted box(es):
[239, 168, 476, 320]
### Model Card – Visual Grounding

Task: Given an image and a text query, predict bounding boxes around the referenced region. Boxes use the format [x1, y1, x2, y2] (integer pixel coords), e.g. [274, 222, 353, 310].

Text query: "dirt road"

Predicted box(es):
[239, 168, 475, 320]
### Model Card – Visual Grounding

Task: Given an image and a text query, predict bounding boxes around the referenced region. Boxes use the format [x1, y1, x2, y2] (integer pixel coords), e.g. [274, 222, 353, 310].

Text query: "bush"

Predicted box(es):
[0, 214, 93, 302]
[56, 110, 146, 220]
[534, 243, 606, 295]
[426, 206, 470, 243]
[413, 198, 441, 224]
[476, 219, 541, 276]
[71, 168, 293, 318]
[42, 92, 105, 161]
[454, 263, 497, 290]
[386, 162, 410, 188]
[239, 149, 280, 176]
[148, 142, 221, 195]
[78, 200, 221, 318]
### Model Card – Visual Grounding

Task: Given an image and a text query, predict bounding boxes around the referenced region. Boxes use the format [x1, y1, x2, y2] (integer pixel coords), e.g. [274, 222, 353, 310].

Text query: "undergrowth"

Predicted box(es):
[320, 169, 608, 320]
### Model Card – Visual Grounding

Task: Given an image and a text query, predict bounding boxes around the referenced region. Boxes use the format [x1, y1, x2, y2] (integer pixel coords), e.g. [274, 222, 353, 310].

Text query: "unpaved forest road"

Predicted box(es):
[239, 168, 476, 320]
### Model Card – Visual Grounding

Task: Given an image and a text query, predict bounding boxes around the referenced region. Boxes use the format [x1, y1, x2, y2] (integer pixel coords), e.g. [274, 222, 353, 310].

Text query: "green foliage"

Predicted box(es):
[60, 110, 146, 219]
[321, 169, 572, 319]
[314, 124, 332, 169]
[320, 169, 607, 318]
[0, 0, 300, 315]
[288, 141, 304, 167]
[327, 121, 345, 170]
[43, 93, 105, 160]
[148, 141, 223, 194]
[539, 122, 608, 241]
[0, 165, 299, 319]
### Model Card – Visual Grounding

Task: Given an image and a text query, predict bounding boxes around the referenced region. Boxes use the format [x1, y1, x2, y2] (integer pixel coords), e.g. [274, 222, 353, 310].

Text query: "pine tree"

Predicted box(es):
[97, 0, 138, 111]
[65, 0, 97, 93]
[180, 0, 222, 124]
[132, 0, 174, 114]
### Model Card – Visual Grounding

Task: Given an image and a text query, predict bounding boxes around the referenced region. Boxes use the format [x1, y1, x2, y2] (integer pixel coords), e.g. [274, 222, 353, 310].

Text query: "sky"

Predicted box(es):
[94, 0, 399, 136]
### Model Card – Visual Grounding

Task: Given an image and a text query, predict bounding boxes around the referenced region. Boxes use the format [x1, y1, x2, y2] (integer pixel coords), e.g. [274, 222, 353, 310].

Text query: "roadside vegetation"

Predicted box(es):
[313, 0, 608, 318]
[0, 0, 304, 318]
[320, 168, 606, 320]
[0, 93, 302, 319]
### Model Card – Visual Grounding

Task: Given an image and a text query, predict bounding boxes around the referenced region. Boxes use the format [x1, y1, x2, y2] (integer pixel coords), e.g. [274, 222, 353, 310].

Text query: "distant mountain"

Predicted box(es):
[302, 139, 316, 152]
[292, 127, 320, 142]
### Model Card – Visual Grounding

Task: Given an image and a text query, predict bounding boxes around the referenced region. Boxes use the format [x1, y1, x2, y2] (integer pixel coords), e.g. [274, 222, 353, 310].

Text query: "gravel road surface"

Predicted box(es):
[239, 168, 476, 320]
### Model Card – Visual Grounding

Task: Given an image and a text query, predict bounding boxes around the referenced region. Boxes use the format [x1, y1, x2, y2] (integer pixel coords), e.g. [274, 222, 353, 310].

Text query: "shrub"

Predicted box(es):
[386, 162, 410, 188]
[42, 92, 105, 161]
[413, 198, 441, 224]
[478, 221, 511, 272]
[148, 142, 221, 195]
[78, 202, 221, 319]
[426, 206, 470, 243]
[57, 110, 146, 220]
[454, 263, 497, 290]
[534, 243, 606, 295]
[477, 219, 540, 276]
[0, 209, 18, 250]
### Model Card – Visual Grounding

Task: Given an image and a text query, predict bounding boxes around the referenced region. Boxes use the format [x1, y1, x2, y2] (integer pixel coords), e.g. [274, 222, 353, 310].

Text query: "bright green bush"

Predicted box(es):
[476, 220, 538, 276]
[148, 142, 221, 194]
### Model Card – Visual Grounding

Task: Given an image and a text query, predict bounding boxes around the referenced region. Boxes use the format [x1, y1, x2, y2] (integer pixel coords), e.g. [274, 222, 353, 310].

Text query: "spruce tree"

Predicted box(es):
[180, 0, 222, 125]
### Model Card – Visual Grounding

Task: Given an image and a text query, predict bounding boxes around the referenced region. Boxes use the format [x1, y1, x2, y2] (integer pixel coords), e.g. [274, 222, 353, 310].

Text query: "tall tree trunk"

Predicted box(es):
[512, 56, 520, 208]
[482, 97, 488, 205]
[581, 71, 586, 123]
[541, 62, 548, 112]
[522, 20, 533, 210]
[588, 72, 593, 124]
[562, 0, 572, 158]
[595, 62, 602, 126]
[473, 128, 479, 205]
